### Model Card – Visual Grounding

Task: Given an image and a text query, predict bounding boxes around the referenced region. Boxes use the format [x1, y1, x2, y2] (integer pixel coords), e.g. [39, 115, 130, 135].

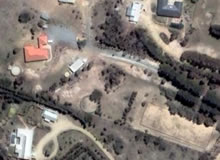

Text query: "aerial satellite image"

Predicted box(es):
[0, 0, 220, 159]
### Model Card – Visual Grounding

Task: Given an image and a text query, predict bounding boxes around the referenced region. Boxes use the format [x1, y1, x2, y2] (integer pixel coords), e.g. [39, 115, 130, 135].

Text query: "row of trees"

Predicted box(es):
[175, 90, 199, 108]
[181, 51, 220, 72]
[203, 90, 220, 109]
[158, 63, 206, 97]
[121, 91, 137, 123]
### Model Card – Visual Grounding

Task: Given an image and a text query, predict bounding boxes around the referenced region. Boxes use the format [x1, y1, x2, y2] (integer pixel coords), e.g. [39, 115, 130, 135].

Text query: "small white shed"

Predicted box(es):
[58, 0, 75, 4]
[42, 109, 58, 123]
[69, 58, 87, 73]
[126, 2, 143, 23]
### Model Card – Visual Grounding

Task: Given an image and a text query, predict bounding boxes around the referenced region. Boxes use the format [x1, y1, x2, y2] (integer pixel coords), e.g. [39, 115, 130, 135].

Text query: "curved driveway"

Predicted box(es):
[33, 115, 115, 160]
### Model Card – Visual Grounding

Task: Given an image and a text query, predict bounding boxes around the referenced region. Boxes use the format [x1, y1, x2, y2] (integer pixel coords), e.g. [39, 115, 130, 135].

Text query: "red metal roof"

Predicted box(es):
[38, 33, 48, 48]
[24, 45, 49, 62]
[24, 33, 49, 62]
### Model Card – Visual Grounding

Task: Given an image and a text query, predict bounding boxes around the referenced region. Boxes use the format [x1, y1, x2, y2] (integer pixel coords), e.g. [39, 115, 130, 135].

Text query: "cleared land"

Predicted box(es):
[140, 104, 217, 151]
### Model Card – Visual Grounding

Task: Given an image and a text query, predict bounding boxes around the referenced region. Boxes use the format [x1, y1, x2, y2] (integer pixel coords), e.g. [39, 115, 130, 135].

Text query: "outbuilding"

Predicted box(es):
[69, 58, 87, 73]
[126, 2, 143, 23]
[42, 109, 58, 123]
[58, 0, 75, 4]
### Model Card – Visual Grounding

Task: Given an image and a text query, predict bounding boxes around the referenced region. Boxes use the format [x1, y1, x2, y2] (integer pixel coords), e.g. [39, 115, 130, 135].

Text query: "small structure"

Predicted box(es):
[170, 18, 184, 29]
[58, 0, 75, 4]
[10, 128, 34, 160]
[8, 65, 21, 76]
[64, 71, 70, 78]
[69, 58, 87, 73]
[126, 2, 143, 23]
[157, 0, 183, 18]
[40, 12, 50, 21]
[24, 33, 50, 62]
[42, 109, 58, 123]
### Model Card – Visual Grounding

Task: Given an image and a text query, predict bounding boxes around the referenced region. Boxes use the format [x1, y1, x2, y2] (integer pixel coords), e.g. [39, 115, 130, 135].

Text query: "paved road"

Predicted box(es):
[33, 115, 115, 160]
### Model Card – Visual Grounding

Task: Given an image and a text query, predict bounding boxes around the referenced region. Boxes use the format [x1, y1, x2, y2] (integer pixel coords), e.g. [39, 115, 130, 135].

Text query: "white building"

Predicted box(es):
[42, 109, 58, 123]
[58, 0, 75, 4]
[10, 128, 34, 160]
[40, 12, 50, 21]
[126, 2, 143, 23]
[69, 58, 87, 73]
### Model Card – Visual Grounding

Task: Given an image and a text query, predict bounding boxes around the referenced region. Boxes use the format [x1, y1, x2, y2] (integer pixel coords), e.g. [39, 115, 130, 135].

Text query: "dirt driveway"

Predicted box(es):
[33, 115, 115, 160]
[139, 0, 183, 60]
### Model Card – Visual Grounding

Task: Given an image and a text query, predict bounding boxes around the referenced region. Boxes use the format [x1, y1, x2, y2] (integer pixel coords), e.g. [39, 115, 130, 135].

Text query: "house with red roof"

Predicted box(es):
[24, 33, 50, 63]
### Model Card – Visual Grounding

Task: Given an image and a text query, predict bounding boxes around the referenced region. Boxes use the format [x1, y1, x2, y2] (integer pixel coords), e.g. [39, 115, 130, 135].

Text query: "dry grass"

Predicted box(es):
[141, 104, 216, 151]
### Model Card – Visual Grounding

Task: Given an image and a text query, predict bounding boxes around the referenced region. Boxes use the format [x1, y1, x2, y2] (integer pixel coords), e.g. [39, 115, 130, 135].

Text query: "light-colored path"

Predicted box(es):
[100, 51, 159, 73]
[33, 115, 114, 160]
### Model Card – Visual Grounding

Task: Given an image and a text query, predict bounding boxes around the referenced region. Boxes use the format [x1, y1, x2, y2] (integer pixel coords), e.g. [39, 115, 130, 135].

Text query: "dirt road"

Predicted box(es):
[139, 0, 183, 60]
[100, 51, 159, 73]
[33, 115, 115, 160]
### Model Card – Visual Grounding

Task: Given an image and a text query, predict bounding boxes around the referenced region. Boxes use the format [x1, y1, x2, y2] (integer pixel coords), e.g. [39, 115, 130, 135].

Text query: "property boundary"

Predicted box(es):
[140, 104, 216, 152]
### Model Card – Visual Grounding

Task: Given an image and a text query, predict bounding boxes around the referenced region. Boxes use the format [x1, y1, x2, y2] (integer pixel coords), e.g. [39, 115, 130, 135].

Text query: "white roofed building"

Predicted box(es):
[69, 58, 87, 73]
[58, 0, 75, 4]
[42, 109, 58, 123]
[10, 128, 34, 159]
[126, 2, 143, 23]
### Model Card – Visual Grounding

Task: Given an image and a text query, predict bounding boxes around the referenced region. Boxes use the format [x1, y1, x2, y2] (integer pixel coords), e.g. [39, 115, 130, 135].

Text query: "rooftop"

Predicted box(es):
[38, 33, 48, 48]
[69, 58, 87, 73]
[24, 46, 49, 62]
[24, 33, 50, 63]
[13, 128, 34, 159]
[58, 0, 75, 4]
[157, 0, 183, 18]
[126, 2, 142, 22]
[42, 109, 58, 122]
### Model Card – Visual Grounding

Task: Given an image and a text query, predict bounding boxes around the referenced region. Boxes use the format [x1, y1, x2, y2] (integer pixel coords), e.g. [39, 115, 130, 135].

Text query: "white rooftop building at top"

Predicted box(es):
[126, 2, 143, 23]
[42, 108, 58, 123]
[69, 58, 87, 73]
[58, 0, 75, 4]
[10, 128, 34, 160]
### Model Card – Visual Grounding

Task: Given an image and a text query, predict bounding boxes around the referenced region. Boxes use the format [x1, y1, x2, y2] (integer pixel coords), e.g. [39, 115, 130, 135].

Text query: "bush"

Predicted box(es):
[113, 138, 124, 155]
[89, 89, 102, 103]
[191, 0, 199, 3]
[159, 32, 169, 45]
[18, 11, 33, 23]
[209, 25, 220, 39]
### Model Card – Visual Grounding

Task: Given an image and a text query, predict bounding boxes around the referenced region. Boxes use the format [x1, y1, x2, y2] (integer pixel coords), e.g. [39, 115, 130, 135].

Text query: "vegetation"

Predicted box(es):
[158, 63, 206, 97]
[159, 32, 169, 45]
[18, 11, 33, 23]
[112, 137, 124, 155]
[209, 25, 220, 39]
[175, 90, 199, 108]
[89, 89, 103, 103]
[122, 91, 137, 124]
[181, 51, 220, 72]
[101, 65, 126, 93]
